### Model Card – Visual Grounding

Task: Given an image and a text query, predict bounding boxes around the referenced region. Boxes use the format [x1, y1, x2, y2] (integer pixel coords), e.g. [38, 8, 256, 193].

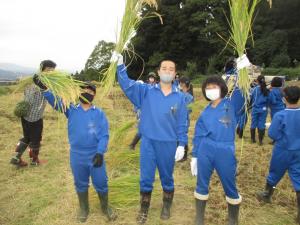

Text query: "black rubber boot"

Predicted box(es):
[129, 133, 141, 150]
[228, 203, 240, 225]
[137, 192, 151, 224]
[258, 129, 265, 145]
[160, 191, 174, 220]
[256, 183, 275, 203]
[296, 191, 300, 224]
[77, 192, 89, 223]
[10, 141, 28, 167]
[30, 148, 40, 166]
[97, 192, 117, 221]
[195, 199, 206, 225]
[250, 128, 256, 143]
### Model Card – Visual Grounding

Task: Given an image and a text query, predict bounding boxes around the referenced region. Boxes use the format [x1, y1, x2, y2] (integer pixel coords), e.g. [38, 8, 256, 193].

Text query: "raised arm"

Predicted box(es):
[115, 54, 148, 108]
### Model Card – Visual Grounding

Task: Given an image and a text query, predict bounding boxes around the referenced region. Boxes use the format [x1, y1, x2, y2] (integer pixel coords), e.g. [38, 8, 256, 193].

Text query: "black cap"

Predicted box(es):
[81, 82, 96, 93]
[148, 72, 156, 79]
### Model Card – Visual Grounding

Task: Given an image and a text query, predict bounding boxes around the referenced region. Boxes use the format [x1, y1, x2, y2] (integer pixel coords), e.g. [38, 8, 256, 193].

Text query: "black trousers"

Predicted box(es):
[20, 117, 43, 149]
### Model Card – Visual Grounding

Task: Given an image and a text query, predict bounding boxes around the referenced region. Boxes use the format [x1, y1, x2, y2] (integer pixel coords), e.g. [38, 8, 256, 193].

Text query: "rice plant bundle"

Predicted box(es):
[227, 0, 261, 100]
[36, 71, 85, 111]
[14, 100, 30, 117]
[227, 0, 272, 99]
[100, 0, 161, 98]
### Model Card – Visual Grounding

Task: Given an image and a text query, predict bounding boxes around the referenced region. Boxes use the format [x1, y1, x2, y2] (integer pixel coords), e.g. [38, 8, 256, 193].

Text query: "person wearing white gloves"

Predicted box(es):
[114, 53, 188, 224]
[191, 76, 244, 225]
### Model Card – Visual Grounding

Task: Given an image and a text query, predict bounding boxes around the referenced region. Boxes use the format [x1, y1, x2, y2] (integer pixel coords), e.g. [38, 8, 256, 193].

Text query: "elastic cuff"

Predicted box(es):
[178, 142, 186, 147]
[226, 194, 242, 205]
[117, 64, 126, 71]
[140, 191, 152, 195]
[163, 189, 174, 194]
[194, 192, 209, 200]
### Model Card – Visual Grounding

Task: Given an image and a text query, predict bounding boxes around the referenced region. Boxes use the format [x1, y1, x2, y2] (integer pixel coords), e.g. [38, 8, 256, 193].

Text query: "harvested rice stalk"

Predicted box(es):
[37, 71, 85, 111]
[227, 0, 261, 100]
[227, 0, 272, 163]
[100, 0, 161, 99]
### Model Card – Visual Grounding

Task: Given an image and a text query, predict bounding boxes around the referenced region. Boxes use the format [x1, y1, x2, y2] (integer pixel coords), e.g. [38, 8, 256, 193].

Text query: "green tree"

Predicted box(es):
[84, 40, 115, 81]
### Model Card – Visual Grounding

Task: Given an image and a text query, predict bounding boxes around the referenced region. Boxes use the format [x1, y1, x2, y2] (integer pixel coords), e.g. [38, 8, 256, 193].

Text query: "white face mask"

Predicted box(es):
[160, 74, 174, 84]
[205, 88, 220, 101]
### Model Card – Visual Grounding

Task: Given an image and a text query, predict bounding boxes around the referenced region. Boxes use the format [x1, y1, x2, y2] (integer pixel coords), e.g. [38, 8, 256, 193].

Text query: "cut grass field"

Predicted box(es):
[0, 82, 299, 225]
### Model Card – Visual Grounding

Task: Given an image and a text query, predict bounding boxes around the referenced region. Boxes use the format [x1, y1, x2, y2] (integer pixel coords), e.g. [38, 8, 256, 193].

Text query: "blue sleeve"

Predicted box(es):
[96, 111, 109, 154]
[229, 88, 245, 117]
[268, 90, 275, 105]
[177, 97, 188, 147]
[43, 90, 70, 118]
[268, 113, 284, 140]
[192, 117, 204, 157]
[117, 64, 148, 108]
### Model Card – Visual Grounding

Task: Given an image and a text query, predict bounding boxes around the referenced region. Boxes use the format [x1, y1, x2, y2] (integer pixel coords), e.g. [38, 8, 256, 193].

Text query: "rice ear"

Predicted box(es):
[99, 0, 161, 99]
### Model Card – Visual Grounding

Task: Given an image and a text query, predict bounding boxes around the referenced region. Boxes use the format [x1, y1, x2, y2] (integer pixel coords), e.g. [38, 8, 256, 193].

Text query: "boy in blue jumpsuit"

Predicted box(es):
[190, 76, 244, 225]
[256, 86, 300, 224]
[250, 75, 270, 145]
[179, 76, 194, 162]
[115, 54, 188, 224]
[269, 77, 285, 119]
[33, 77, 116, 222]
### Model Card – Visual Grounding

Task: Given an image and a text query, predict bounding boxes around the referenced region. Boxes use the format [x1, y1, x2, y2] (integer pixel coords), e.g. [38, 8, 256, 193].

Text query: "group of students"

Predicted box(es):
[9, 57, 300, 225]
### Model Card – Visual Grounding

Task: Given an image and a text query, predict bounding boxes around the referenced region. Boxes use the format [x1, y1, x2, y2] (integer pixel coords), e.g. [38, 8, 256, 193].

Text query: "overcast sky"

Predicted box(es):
[0, 0, 124, 72]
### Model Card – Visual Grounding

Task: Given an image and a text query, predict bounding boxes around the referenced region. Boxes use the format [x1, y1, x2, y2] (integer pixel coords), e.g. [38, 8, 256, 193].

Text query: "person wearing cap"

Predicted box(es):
[147, 72, 157, 85]
[10, 60, 56, 167]
[32, 78, 117, 222]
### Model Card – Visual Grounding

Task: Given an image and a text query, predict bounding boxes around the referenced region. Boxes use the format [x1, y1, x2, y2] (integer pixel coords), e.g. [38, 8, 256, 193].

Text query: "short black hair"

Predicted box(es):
[81, 82, 96, 94]
[271, 77, 283, 87]
[40, 60, 56, 71]
[179, 76, 190, 87]
[202, 76, 228, 101]
[283, 86, 300, 104]
[159, 60, 176, 70]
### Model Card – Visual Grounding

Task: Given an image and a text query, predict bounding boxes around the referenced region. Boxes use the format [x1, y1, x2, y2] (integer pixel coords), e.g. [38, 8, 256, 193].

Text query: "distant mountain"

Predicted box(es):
[0, 63, 36, 80]
[0, 69, 20, 80]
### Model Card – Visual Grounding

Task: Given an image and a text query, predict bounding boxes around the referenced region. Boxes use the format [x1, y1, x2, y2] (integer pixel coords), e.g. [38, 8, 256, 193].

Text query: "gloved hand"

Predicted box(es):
[93, 153, 103, 167]
[175, 146, 185, 162]
[111, 51, 123, 66]
[33, 74, 47, 90]
[190, 157, 197, 176]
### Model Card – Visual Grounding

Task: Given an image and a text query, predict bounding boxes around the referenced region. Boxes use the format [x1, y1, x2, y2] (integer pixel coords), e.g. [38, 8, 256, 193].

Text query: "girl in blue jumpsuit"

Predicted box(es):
[33, 78, 116, 222]
[269, 77, 285, 119]
[250, 75, 269, 145]
[256, 86, 300, 223]
[116, 55, 188, 224]
[191, 76, 244, 225]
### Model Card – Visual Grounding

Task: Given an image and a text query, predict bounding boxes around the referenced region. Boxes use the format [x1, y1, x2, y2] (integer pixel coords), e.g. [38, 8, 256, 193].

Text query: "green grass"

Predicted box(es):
[0, 86, 11, 96]
[0, 84, 299, 225]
